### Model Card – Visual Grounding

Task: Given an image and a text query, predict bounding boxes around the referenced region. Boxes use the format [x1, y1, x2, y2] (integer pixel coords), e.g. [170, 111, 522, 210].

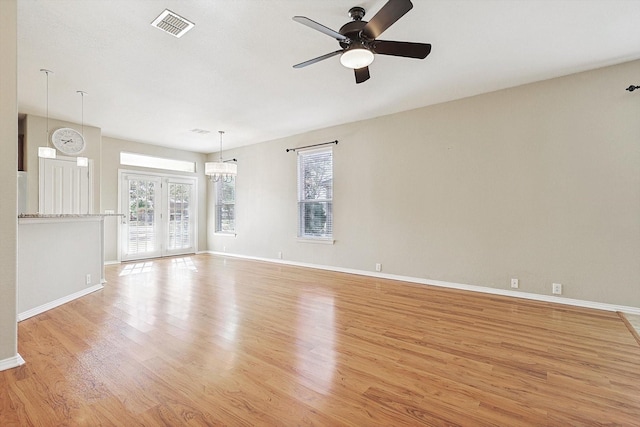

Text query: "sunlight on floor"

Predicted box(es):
[119, 262, 154, 276]
[119, 257, 197, 276]
[171, 257, 198, 271]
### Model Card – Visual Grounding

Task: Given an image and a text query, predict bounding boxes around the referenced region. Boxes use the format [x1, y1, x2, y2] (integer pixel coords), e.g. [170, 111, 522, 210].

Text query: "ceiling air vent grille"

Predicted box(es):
[190, 129, 211, 135]
[151, 9, 195, 38]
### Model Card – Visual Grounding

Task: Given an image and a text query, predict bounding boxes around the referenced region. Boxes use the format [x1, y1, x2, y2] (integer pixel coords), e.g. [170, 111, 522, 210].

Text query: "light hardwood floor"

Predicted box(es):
[2, 254, 640, 426]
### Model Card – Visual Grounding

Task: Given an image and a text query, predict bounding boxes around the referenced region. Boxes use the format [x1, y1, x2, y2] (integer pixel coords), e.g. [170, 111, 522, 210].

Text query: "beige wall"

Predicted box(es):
[0, 0, 18, 361]
[101, 136, 208, 261]
[209, 59, 640, 308]
[23, 114, 101, 214]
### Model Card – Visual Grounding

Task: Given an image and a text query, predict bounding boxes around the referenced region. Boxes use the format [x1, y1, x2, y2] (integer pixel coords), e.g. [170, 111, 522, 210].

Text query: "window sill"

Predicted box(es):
[297, 237, 334, 245]
[214, 232, 236, 237]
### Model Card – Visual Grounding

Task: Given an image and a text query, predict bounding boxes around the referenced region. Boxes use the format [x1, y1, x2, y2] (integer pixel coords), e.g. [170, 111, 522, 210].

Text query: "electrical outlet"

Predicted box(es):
[86, 274, 91, 285]
[511, 278, 519, 289]
[552, 283, 562, 295]
[223, 246, 226, 252]
[278, 251, 283, 259]
[375, 263, 382, 272]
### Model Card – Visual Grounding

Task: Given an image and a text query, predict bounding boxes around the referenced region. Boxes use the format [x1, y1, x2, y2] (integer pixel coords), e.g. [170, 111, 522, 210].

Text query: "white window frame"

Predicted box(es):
[215, 177, 236, 235]
[297, 147, 334, 243]
[120, 152, 196, 173]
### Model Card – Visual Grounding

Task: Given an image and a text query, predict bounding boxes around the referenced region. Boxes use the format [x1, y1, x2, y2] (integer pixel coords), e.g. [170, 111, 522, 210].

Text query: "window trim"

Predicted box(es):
[214, 176, 236, 235]
[297, 146, 333, 241]
[297, 237, 335, 245]
[120, 152, 196, 173]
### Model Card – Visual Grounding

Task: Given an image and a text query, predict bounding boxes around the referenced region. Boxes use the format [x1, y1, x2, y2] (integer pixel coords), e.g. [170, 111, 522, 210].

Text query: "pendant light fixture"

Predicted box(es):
[205, 131, 237, 182]
[38, 69, 56, 159]
[76, 90, 88, 167]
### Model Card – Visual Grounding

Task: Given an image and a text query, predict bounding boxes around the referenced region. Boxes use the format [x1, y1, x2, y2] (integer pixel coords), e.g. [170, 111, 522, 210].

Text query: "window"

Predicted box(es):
[120, 152, 196, 173]
[215, 177, 235, 233]
[298, 148, 333, 239]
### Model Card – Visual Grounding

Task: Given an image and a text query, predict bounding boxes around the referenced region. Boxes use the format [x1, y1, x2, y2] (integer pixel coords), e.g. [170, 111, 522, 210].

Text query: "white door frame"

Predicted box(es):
[118, 169, 198, 262]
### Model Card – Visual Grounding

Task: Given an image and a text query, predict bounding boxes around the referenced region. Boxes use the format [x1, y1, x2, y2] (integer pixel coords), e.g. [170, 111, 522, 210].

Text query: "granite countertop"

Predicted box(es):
[19, 213, 125, 218]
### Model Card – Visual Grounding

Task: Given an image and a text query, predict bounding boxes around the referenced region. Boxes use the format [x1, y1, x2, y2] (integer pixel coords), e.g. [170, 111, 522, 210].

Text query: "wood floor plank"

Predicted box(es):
[2, 254, 640, 425]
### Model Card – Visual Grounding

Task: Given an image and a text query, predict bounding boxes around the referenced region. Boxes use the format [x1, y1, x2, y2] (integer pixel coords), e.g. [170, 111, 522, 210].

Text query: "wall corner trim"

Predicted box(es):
[205, 251, 640, 315]
[0, 354, 25, 372]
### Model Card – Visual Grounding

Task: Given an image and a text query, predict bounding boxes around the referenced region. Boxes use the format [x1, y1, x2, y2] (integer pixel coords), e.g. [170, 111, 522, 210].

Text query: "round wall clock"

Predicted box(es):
[51, 127, 86, 155]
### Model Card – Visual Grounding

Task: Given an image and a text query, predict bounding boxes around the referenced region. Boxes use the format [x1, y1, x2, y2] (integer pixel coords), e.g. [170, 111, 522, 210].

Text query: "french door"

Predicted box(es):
[120, 172, 196, 261]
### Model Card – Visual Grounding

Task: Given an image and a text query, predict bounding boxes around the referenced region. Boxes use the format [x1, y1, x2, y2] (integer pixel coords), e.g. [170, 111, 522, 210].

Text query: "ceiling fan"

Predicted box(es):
[292, 0, 431, 84]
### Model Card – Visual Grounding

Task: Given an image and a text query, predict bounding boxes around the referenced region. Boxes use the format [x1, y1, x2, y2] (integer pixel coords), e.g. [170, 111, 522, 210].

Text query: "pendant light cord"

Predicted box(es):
[77, 91, 87, 136]
[40, 69, 53, 146]
[46, 72, 49, 139]
[219, 130, 225, 162]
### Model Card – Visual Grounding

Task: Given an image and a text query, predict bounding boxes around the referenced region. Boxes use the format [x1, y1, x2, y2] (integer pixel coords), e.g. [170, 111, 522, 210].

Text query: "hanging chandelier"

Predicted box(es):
[205, 131, 237, 182]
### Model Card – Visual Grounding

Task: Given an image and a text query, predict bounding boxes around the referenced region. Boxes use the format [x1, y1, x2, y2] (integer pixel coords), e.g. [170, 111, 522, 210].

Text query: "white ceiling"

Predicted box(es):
[17, 0, 640, 154]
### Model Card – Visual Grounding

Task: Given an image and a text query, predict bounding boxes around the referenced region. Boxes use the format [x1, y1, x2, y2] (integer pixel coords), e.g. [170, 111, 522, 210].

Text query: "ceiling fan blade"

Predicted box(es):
[354, 67, 370, 84]
[293, 50, 343, 69]
[362, 0, 413, 39]
[293, 16, 348, 41]
[372, 40, 431, 59]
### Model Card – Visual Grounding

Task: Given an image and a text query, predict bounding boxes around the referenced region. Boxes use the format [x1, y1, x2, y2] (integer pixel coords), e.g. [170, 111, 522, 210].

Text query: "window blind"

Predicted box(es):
[215, 177, 235, 233]
[297, 148, 333, 238]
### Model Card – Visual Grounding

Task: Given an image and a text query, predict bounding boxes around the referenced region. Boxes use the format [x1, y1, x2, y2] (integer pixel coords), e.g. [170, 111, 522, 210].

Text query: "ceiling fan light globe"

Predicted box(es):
[340, 48, 374, 69]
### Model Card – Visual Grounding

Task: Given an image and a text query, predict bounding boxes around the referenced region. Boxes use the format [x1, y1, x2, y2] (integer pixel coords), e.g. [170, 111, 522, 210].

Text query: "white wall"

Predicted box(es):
[0, 0, 19, 364]
[209, 59, 640, 308]
[18, 218, 103, 316]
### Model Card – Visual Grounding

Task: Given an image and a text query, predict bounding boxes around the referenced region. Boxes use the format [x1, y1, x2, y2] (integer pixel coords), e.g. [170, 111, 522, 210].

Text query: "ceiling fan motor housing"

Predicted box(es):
[348, 6, 366, 21]
[339, 20, 369, 48]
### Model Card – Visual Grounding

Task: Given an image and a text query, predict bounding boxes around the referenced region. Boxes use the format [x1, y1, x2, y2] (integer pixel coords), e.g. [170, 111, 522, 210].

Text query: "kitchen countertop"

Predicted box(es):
[19, 213, 124, 218]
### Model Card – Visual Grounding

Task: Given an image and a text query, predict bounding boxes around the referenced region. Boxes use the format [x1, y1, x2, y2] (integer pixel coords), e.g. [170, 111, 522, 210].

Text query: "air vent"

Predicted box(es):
[190, 129, 211, 134]
[151, 9, 195, 38]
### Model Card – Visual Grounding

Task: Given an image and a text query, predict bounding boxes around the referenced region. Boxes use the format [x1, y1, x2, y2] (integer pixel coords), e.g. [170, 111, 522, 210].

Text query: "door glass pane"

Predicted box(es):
[168, 182, 192, 250]
[128, 178, 157, 255]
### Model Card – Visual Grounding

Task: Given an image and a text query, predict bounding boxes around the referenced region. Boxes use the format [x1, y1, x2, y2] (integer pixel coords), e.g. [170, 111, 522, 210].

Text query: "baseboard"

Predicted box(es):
[0, 354, 25, 372]
[104, 260, 120, 266]
[18, 284, 104, 322]
[206, 251, 640, 315]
